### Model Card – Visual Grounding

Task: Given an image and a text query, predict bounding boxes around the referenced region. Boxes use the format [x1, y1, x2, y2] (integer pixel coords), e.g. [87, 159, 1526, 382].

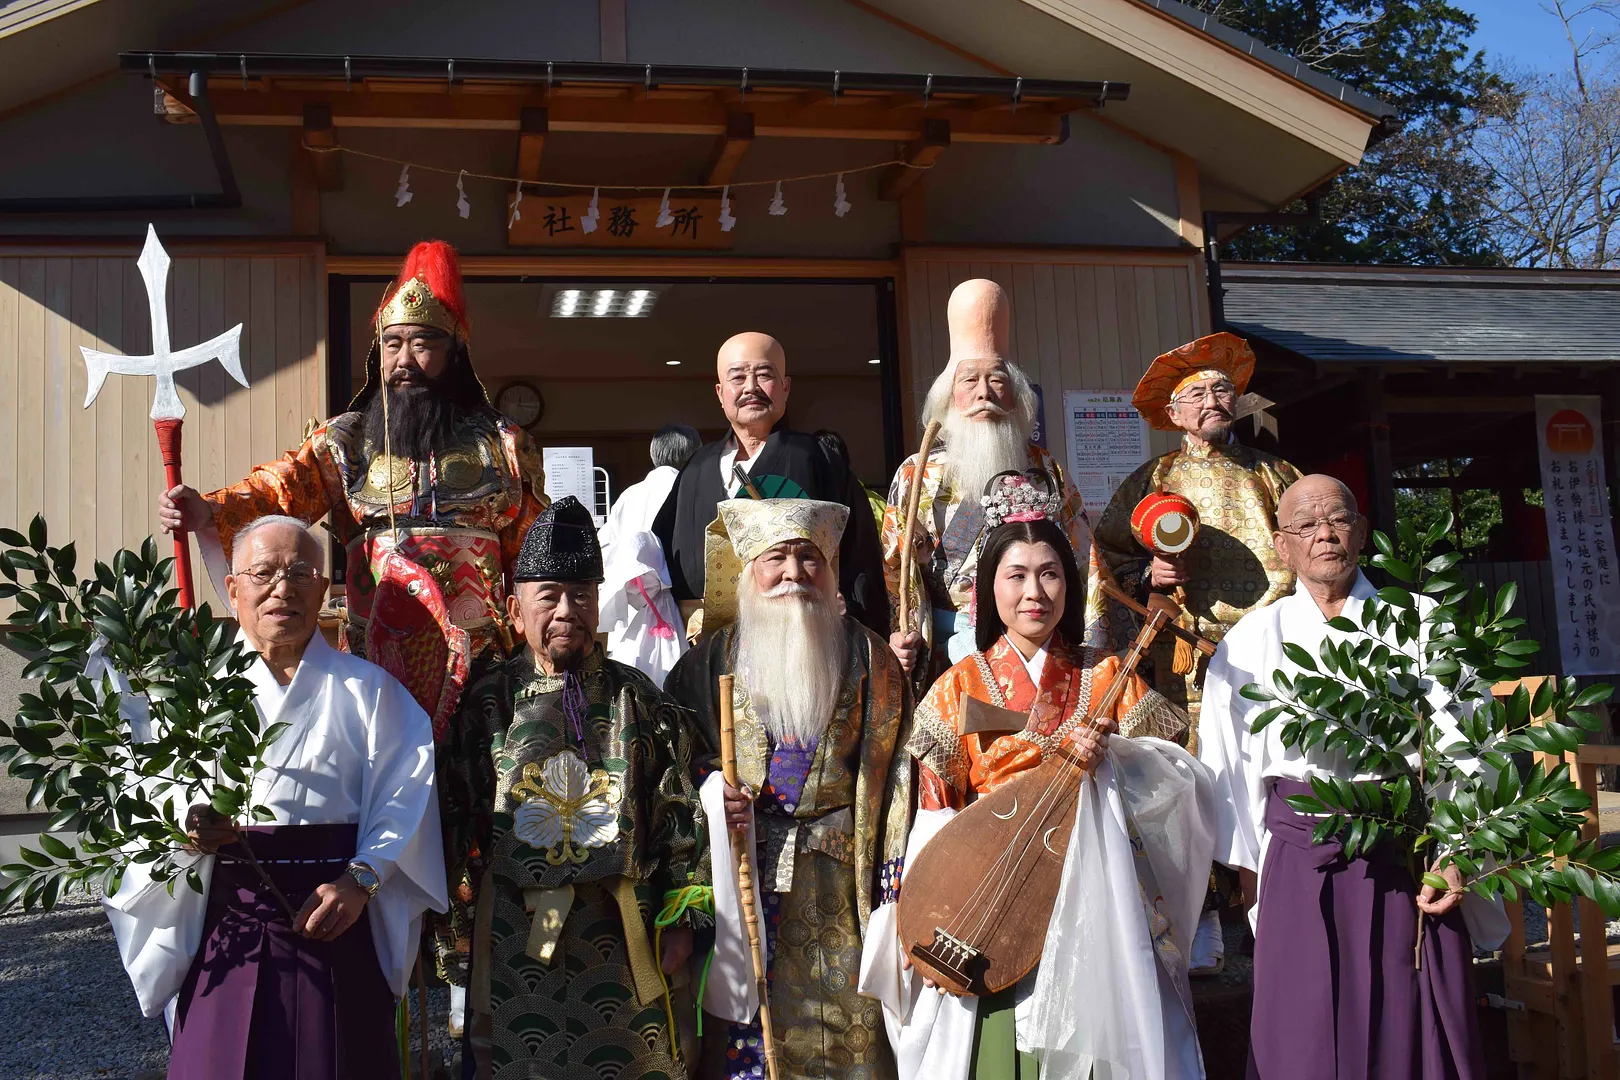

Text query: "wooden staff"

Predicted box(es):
[896, 420, 941, 635]
[717, 673, 779, 1080]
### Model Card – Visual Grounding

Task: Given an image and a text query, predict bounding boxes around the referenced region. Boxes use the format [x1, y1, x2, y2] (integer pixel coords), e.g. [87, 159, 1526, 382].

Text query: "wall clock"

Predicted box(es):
[496, 381, 545, 429]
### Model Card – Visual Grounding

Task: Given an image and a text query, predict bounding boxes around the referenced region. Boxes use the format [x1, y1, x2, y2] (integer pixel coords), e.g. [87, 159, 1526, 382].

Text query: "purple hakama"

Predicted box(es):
[167, 823, 399, 1080]
[1248, 779, 1484, 1080]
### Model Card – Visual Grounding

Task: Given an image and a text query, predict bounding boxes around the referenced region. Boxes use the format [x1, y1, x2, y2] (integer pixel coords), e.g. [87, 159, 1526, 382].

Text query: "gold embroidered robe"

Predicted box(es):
[666, 618, 913, 1080]
[467, 646, 702, 1080]
[1083, 436, 1300, 724]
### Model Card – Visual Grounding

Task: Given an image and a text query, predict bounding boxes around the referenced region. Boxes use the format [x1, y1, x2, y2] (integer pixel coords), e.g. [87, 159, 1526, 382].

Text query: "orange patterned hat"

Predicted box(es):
[1131, 332, 1256, 431]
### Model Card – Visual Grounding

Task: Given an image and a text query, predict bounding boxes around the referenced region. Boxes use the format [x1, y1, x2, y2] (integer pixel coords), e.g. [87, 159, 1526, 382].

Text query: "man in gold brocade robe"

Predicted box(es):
[1083, 330, 1299, 975]
[666, 498, 912, 1080]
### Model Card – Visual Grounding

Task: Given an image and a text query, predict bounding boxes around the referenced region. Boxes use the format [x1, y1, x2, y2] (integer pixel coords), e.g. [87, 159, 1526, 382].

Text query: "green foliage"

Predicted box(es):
[0, 515, 285, 913]
[1241, 510, 1619, 917]
[1191, 0, 1505, 264]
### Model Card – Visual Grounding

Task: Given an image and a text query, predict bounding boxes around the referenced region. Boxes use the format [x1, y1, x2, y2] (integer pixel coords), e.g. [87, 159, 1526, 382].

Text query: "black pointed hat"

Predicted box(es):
[513, 497, 604, 583]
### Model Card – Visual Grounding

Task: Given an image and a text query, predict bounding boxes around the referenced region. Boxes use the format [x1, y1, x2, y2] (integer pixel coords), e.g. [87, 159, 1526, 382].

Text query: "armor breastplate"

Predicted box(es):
[345, 527, 505, 632]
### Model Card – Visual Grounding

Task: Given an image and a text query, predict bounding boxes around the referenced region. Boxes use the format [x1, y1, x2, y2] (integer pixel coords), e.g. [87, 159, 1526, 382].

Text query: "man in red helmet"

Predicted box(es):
[157, 240, 547, 992]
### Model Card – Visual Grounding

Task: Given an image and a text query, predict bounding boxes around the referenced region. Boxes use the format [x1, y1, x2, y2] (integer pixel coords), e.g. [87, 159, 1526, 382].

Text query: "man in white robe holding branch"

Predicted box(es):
[103, 515, 447, 1080]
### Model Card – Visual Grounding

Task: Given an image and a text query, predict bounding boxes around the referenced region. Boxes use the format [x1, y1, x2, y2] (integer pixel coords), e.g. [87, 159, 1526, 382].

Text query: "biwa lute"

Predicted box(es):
[896, 587, 1186, 996]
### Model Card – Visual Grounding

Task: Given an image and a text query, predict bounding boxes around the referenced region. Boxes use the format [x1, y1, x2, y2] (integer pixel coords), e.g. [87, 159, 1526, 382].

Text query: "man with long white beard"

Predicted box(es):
[884, 279, 1088, 680]
[665, 498, 913, 1080]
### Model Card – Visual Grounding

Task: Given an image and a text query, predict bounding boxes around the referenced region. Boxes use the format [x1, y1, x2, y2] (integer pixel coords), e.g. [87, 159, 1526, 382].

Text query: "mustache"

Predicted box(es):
[962, 401, 1009, 419]
[762, 582, 818, 599]
[735, 391, 773, 408]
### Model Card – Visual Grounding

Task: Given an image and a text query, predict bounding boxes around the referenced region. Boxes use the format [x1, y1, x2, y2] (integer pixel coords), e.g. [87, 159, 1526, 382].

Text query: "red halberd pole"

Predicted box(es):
[153, 418, 197, 611]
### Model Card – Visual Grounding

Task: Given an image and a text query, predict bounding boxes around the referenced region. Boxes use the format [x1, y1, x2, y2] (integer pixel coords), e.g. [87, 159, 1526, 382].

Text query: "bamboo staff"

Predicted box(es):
[717, 673, 779, 1080]
[896, 420, 941, 635]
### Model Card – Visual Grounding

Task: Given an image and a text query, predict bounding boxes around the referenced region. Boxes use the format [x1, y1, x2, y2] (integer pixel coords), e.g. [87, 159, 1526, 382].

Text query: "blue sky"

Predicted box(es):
[1456, 0, 1579, 72]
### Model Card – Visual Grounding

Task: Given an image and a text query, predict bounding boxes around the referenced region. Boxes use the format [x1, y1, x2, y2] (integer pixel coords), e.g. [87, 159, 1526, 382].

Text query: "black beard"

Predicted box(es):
[362, 383, 458, 462]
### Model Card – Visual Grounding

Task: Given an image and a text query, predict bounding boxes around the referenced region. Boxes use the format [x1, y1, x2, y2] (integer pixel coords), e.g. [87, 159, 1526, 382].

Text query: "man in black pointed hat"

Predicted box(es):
[460, 496, 707, 1079]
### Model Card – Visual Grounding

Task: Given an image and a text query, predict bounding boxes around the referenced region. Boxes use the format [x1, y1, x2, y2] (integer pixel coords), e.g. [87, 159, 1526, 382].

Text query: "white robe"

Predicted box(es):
[597, 528, 687, 687]
[102, 631, 448, 1018]
[599, 464, 680, 554]
[859, 738, 1215, 1080]
[1197, 571, 1510, 948]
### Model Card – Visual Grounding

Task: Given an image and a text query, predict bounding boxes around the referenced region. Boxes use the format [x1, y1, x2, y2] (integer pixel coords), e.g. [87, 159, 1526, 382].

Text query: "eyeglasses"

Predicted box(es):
[236, 562, 322, 588]
[1170, 383, 1237, 407]
[1278, 513, 1360, 538]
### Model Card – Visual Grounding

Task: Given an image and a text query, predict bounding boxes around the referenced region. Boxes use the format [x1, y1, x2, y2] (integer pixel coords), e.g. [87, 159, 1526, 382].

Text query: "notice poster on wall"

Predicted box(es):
[543, 446, 597, 519]
[1534, 395, 1620, 675]
[1063, 390, 1149, 511]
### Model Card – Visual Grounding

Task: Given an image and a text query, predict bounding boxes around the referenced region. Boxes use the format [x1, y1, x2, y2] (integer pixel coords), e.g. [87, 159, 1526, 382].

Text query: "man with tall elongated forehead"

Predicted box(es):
[653, 332, 888, 637]
[1083, 331, 1301, 973]
[156, 240, 547, 990]
[460, 496, 705, 1079]
[104, 516, 445, 1080]
[1199, 476, 1507, 1079]
[665, 498, 912, 1080]
[884, 279, 1089, 681]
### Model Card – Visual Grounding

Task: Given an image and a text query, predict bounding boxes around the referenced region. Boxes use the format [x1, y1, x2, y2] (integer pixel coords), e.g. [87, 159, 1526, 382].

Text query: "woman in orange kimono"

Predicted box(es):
[879, 472, 1197, 1080]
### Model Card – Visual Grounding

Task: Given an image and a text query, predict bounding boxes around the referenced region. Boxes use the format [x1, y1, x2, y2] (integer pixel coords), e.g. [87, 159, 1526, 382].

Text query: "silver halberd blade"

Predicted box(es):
[80, 224, 249, 421]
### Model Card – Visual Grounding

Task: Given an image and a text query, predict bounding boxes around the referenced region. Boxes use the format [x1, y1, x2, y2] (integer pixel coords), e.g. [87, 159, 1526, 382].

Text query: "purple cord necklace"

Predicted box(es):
[561, 669, 589, 752]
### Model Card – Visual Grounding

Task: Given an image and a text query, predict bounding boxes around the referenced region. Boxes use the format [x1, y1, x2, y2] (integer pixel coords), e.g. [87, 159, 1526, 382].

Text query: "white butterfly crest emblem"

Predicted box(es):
[511, 752, 624, 865]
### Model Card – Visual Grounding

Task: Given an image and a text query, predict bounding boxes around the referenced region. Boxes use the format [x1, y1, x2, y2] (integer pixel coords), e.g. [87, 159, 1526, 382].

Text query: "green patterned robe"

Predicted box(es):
[666, 618, 913, 1080]
[467, 645, 703, 1080]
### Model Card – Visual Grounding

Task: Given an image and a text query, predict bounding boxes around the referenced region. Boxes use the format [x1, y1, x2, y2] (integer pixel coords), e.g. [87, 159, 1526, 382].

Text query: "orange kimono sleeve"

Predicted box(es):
[917, 763, 962, 811]
[1091, 652, 1188, 742]
[201, 431, 344, 564]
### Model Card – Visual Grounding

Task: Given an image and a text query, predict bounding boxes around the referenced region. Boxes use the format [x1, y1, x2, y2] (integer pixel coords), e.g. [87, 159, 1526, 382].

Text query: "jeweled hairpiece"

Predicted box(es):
[981, 470, 1062, 528]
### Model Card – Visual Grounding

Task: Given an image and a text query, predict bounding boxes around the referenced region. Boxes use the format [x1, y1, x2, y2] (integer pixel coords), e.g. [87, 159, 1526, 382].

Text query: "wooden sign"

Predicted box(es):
[507, 194, 732, 248]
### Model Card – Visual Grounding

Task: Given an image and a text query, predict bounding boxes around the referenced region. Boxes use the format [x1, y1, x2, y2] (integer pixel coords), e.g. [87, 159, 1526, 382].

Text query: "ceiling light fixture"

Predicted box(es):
[868, 357, 881, 365]
[550, 287, 660, 318]
[665, 360, 682, 366]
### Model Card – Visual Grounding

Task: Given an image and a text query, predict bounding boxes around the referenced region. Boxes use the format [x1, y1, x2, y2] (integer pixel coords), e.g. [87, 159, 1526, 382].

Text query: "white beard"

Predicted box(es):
[733, 574, 845, 748]
[939, 403, 1031, 503]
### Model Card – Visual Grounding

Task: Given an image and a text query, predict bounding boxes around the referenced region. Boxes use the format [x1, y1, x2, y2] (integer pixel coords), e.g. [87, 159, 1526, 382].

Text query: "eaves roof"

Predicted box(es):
[1133, 0, 1393, 120]
[1223, 263, 1620, 365]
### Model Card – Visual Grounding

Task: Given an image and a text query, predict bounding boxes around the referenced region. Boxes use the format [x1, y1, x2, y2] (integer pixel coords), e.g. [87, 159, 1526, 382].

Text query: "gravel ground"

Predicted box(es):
[0, 887, 459, 1080]
[0, 889, 168, 1080]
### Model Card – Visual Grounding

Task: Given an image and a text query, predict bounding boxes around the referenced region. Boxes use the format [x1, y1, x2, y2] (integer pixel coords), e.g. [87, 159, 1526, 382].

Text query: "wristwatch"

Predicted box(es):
[345, 860, 380, 897]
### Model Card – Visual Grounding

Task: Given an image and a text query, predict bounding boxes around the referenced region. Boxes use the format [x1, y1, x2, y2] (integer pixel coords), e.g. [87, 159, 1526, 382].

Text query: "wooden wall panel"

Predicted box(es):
[900, 247, 1208, 476]
[0, 247, 326, 615]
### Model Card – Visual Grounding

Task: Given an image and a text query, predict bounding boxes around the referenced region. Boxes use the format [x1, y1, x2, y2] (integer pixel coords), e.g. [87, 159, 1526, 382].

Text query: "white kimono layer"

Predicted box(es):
[1197, 571, 1510, 947]
[858, 738, 1217, 1080]
[598, 528, 687, 687]
[102, 631, 449, 1018]
[599, 465, 680, 553]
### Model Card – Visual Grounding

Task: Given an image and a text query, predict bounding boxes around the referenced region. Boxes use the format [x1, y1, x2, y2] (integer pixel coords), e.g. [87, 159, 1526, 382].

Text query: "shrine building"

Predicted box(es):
[0, 0, 1392, 614]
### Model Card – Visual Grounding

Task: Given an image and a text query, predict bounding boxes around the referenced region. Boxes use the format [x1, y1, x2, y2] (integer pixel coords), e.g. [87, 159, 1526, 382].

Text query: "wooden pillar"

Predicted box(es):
[1360, 368, 1397, 534]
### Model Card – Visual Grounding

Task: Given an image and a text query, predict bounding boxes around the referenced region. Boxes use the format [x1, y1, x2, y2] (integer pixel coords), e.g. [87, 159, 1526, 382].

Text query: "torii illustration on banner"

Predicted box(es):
[80, 224, 248, 610]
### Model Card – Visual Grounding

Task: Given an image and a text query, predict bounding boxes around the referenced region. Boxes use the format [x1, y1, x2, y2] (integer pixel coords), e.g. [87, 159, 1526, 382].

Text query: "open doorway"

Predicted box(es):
[334, 275, 902, 513]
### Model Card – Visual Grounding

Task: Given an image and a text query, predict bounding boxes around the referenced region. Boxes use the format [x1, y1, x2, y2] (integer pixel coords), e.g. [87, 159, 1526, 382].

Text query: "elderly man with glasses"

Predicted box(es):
[1081, 331, 1302, 974]
[104, 514, 446, 1080]
[1197, 475, 1499, 1079]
